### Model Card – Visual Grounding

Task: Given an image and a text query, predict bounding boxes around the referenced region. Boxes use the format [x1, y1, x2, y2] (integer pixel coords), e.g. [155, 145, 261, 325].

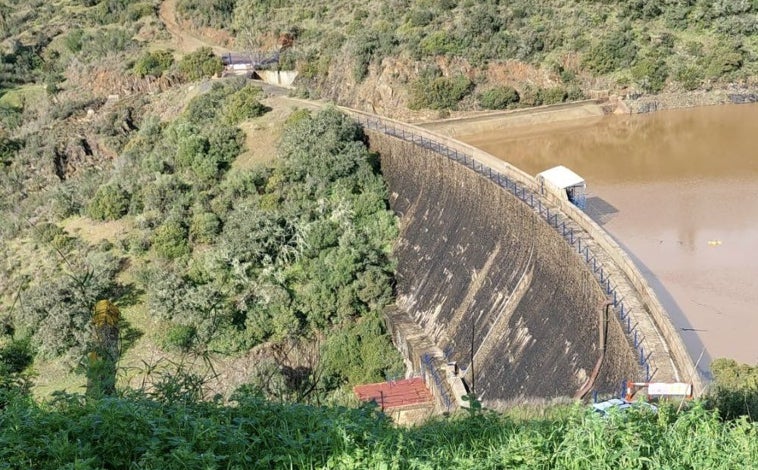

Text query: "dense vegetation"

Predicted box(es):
[0, 0, 403, 404]
[177, 0, 757, 111]
[0, 382, 756, 469]
[126, 101, 403, 398]
[709, 358, 758, 421]
[0, 75, 403, 401]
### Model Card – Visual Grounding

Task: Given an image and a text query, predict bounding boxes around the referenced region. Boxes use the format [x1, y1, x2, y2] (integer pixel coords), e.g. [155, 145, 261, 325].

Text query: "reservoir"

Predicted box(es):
[457, 103, 758, 371]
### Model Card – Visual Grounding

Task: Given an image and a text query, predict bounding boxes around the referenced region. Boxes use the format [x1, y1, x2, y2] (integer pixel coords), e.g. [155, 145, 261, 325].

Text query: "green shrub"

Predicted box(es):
[79, 27, 136, 58]
[540, 86, 568, 105]
[164, 324, 197, 351]
[566, 85, 586, 101]
[178, 47, 223, 81]
[126, 230, 151, 254]
[419, 31, 463, 56]
[704, 40, 745, 78]
[174, 131, 210, 170]
[583, 25, 639, 74]
[31, 222, 66, 244]
[0, 338, 33, 374]
[206, 124, 243, 165]
[675, 65, 703, 91]
[518, 84, 543, 107]
[87, 183, 130, 221]
[631, 56, 669, 93]
[222, 84, 268, 124]
[0, 103, 23, 130]
[88, 0, 152, 25]
[133, 50, 174, 78]
[152, 219, 190, 259]
[63, 28, 84, 53]
[170, 122, 242, 182]
[183, 79, 246, 124]
[139, 174, 191, 217]
[189, 211, 220, 244]
[407, 9, 434, 27]
[409, 74, 473, 110]
[43, 72, 62, 96]
[177, 0, 237, 29]
[50, 183, 83, 219]
[463, 4, 504, 38]
[708, 358, 758, 420]
[12, 249, 120, 360]
[0, 135, 21, 166]
[351, 30, 397, 82]
[478, 86, 520, 110]
[125, 2, 155, 21]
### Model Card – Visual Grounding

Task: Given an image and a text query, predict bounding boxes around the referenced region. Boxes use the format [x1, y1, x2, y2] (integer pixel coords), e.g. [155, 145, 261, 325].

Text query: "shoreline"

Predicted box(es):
[412, 88, 758, 138]
[620, 88, 758, 114]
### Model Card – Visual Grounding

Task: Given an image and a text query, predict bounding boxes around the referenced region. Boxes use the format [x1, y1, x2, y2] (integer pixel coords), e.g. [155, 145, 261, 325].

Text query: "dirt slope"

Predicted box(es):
[158, 0, 226, 55]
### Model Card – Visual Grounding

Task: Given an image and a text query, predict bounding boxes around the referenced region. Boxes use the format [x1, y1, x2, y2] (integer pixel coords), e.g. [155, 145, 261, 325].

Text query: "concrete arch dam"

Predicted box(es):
[346, 111, 702, 406]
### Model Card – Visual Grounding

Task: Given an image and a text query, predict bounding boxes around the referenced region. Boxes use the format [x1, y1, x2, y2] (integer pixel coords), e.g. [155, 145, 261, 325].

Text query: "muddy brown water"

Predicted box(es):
[458, 103, 758, 371]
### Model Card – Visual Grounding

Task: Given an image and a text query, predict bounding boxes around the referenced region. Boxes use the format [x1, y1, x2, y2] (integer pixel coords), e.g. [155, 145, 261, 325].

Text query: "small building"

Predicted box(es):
[354, 377, 435, 423]
[536, 165, 586, 209]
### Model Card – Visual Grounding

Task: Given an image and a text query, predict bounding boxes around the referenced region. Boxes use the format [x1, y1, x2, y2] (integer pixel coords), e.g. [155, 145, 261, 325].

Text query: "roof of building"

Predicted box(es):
[354, 378, 434, 410]
[537, 165, 585, 189]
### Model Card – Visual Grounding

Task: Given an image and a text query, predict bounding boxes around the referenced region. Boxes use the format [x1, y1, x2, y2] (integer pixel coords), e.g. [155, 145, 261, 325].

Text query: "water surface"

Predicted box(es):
[459, 103, 758, 368]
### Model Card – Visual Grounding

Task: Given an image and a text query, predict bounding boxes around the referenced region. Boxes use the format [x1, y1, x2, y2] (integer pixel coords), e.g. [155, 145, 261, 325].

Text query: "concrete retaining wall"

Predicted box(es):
[369, 134, 640, 404]
[256, 70, 298, 88]
[342, 106, 703, 397]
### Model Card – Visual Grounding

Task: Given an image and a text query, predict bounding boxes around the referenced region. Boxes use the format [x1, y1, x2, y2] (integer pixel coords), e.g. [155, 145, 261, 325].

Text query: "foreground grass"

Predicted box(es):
[0, 391, 755, 469]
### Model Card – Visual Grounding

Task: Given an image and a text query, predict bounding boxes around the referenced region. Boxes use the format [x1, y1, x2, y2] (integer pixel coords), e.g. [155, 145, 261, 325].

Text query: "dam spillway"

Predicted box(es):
[346, 110, 702, 407]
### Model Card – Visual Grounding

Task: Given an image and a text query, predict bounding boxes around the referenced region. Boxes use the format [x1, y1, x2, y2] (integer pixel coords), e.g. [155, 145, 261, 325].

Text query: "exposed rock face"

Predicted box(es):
[369, 134, 639, 404]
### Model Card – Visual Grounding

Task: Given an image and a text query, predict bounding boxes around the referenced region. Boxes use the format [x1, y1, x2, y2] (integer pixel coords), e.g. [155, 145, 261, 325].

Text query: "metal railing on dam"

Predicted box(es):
[342, 107, 704, 397]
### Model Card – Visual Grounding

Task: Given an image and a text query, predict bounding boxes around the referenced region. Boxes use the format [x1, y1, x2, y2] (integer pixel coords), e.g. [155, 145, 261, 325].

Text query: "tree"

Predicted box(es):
[478, 86, 520, 110]
[178, 47, 223, 81]
[152, 219, 190, 259]
[87, 183, 130, 221]
[133, 50, 174, 78]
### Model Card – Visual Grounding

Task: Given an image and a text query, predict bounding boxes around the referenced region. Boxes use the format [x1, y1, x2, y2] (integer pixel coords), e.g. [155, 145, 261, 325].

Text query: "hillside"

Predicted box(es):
[0, 1, 757, 468]
[0, 0, 403, 404]
[174, 0, 758, 117]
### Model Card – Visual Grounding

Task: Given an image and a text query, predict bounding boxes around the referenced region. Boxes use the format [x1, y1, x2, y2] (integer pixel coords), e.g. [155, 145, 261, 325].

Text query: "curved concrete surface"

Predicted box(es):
[371, 134, 638, 405]
[341, 107, 703, 404]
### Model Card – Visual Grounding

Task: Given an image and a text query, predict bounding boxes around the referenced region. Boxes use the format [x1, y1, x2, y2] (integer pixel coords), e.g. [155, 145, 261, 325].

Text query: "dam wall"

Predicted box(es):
[368, 133, 640, 404]
[331, 105, 705, 404]
[405, 107, 704, 393]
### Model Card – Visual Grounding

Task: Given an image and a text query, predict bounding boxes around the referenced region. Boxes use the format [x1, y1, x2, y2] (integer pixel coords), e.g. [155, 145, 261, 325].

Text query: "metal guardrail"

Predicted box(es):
[357, 116, 655, 383]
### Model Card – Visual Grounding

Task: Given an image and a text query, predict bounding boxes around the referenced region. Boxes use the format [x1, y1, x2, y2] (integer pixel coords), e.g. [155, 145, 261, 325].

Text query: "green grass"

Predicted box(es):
[30, 358, 87, 399]
[0, 391, 755, 469]
[0, 85, 45, 109]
